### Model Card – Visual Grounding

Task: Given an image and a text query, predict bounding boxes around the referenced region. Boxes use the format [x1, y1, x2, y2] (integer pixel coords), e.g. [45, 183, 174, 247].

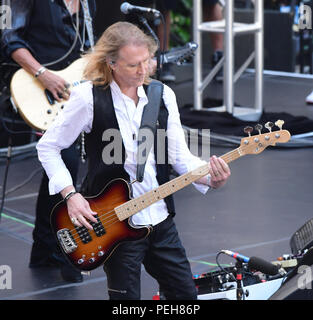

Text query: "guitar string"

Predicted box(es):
[70, 210, 118, 242]
[70, 216, 122, 246]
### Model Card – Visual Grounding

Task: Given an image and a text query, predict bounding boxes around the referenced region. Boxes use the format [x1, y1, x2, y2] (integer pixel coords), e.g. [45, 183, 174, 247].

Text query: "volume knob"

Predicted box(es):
[89, 257, 96, 263]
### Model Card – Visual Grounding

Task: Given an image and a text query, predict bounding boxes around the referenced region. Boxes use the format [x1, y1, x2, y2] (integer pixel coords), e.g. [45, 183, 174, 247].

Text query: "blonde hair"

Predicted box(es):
[83, 21, 158, 87]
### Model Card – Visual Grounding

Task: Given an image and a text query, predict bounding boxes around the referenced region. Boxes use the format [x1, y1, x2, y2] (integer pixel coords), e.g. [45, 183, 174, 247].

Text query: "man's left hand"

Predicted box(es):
[208, 155, 231, 189]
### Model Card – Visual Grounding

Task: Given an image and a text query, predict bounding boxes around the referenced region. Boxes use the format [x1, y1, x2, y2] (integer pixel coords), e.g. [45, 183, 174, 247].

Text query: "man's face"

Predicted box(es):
[111, 44, 150, 89]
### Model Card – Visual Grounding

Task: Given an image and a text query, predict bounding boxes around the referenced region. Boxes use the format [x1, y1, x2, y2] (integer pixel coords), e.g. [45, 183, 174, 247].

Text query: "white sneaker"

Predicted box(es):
[306, 90, 313, 104]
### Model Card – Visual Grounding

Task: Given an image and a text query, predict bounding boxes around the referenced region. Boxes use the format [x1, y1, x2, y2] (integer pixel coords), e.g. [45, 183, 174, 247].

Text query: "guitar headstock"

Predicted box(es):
[161, 42, 198, 65]
[239, 120, 291, 155]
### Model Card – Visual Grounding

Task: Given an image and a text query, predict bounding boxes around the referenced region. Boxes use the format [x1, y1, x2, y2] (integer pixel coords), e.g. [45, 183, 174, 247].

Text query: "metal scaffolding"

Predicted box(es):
[193, 0, 264, 121]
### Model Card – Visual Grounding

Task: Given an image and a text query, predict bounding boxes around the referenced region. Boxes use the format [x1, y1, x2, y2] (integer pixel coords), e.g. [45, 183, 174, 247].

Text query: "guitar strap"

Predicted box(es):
[81, 0, 95, 49]
[136, 80, 164, 183]
[80, 0, 94, 162]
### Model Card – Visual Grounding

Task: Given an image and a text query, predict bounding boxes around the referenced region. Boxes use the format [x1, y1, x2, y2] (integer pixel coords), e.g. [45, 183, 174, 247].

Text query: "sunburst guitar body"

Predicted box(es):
[51, 179, 150, 271]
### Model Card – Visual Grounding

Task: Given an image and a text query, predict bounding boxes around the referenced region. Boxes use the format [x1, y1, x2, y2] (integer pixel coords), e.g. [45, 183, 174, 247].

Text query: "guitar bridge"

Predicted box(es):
[57, 228, 77, 254]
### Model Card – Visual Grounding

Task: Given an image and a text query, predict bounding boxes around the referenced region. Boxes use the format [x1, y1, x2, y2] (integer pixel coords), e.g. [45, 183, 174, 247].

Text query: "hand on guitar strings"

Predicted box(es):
[66, 192, 98, 230]
[37, 70, 71, 102]
[207, 155, 231, 190]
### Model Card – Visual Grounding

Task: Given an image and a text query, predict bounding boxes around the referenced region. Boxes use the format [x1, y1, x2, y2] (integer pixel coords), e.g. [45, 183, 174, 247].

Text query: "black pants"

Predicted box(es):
[29, 143, 79, 266]
[103, 216, 197, 300]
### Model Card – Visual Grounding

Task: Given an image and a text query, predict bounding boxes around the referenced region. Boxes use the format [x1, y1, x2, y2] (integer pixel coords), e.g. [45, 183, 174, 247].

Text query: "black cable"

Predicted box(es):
[158, 11, 167, 60]
[0, 120, 13, 223]
[215, 251, 237, 283]
[151, 0, 167, 65]
[1, 115, 38, 136]
[0, 146, 11, 215]
[1, 167, 43, 198]
[138, 15, 162, 80]
[0, 111, 40, 223]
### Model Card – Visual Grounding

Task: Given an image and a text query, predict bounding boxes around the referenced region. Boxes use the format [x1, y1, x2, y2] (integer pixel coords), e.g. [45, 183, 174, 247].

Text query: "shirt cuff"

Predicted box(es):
[48, 168, 74, 195]
[3, 41, 34, 61]
[183, 158, 210, 194]
[192, 181, 210, 194]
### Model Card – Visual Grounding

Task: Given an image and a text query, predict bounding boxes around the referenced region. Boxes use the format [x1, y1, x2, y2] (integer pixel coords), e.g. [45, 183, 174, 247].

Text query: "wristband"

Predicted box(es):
[35, 66, 47, 78]
[63, 190, 77, 202]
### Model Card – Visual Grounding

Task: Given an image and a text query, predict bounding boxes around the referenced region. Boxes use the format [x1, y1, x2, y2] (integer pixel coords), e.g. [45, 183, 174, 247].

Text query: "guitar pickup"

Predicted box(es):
[90, 214, 106, 237]
[75, 226, 92, 244]
[45, 89, 55, 105]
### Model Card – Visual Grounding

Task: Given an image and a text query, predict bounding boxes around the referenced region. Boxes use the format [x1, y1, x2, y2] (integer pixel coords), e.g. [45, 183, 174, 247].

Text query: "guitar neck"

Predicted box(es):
[115, 146, 243, 221]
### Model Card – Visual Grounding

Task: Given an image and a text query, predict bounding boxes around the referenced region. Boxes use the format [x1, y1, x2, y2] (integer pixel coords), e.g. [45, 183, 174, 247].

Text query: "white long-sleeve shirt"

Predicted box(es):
[36, 80, 209, 226]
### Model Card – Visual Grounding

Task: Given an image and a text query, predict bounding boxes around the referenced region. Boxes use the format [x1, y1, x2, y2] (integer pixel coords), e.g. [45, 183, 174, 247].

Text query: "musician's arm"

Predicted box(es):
[36, 82, 97, 229]
[11, 48, 42, 77]
[163, 85, 209, 191]
[11, 48, 70, 102]
[37, 82, 93, 195]
[164, 85, 230, 190]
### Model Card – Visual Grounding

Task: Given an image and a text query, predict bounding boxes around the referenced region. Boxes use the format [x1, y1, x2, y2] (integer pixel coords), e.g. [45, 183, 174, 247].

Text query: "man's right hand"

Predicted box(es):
[11, 48, 70, 102]
[37, 70, 71, 102]
[66, 192, 98, 230]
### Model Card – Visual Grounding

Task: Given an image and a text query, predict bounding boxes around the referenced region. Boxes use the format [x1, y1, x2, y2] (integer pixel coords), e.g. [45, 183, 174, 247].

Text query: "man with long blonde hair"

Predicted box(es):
[36, 21, 231, 299]
[83, 22, 157, 88]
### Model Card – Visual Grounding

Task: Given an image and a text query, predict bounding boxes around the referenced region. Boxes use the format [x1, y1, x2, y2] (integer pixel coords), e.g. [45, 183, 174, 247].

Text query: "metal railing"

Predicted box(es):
[193, 0, 264, 121]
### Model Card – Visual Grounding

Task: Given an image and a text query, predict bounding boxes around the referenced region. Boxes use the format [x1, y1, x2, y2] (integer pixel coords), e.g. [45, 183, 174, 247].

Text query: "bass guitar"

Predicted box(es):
[50, 121, 291, 271]
[10, 42, 198, 131]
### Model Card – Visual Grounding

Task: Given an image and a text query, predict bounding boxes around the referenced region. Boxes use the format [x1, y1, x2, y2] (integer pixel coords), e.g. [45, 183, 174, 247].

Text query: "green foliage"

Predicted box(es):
[170, 0, 193, 46]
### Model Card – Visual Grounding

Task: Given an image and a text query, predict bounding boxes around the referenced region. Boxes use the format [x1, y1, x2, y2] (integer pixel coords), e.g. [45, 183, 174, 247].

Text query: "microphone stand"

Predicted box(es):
[235, 261, 248, 300]
[137, 15, 161, 80]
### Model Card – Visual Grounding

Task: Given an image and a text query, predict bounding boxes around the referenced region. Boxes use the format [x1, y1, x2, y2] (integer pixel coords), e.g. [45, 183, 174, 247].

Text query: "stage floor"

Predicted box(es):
[1, 66, 313, 300]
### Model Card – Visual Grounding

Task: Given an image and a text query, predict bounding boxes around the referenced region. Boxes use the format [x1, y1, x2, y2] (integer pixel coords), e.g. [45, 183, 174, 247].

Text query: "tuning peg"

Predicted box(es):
[265, 122, 274, 132]
[244, 126, 253, 137]
[275, 120, 285, 130]
[255, 124, 263, 134]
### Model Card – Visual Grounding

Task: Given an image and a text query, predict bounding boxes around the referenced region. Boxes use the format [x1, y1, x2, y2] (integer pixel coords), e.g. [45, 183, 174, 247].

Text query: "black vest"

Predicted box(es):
[81, 85, 175, 216]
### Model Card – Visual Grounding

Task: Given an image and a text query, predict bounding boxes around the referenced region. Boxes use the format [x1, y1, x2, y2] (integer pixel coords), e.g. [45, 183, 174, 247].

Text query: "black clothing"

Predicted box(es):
[1, 0, 96, 71]
[104, 215, 197, 300]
